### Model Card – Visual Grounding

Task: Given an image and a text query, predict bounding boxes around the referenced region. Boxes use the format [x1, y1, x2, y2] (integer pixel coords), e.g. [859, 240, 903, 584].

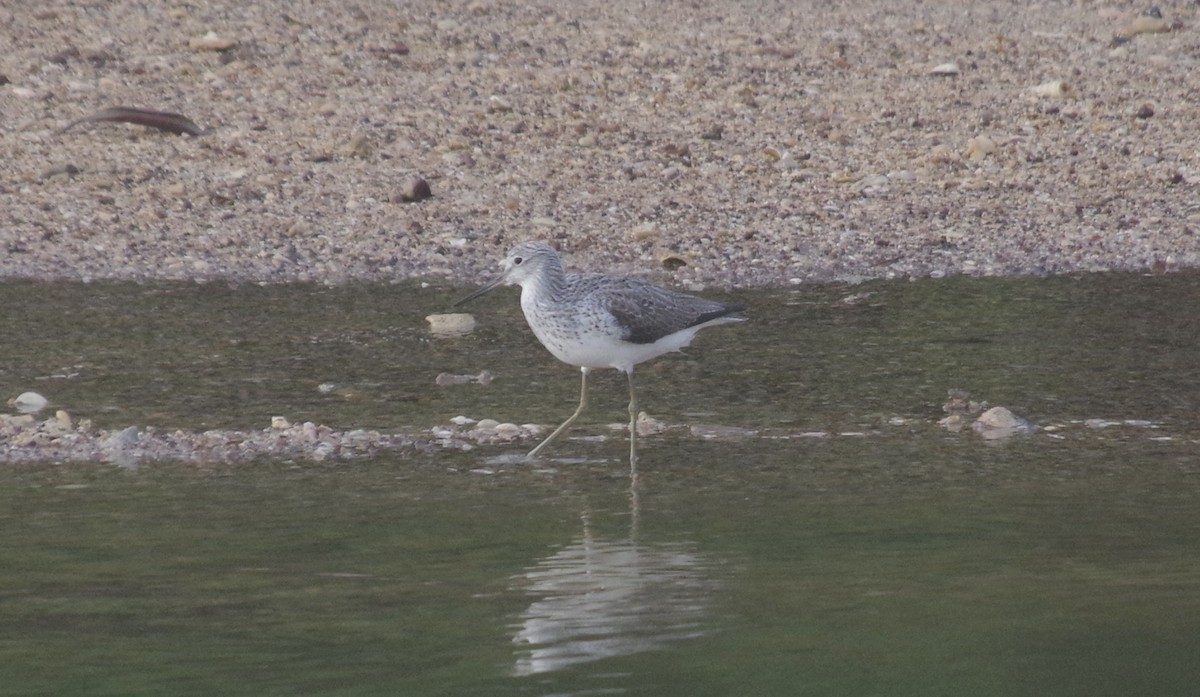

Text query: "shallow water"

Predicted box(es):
[2, 272, 1200, 696]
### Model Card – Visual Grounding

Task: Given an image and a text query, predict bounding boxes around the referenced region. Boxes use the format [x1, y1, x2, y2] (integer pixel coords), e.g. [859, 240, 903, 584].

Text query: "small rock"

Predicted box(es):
[939, 389, 987, 431]
[630, 221, 659, 241]
[103, 427, 141, 467]
[40, 164, 80, 180]
[309, 442, 336, 461]
[4, 414, 37, 428]
[1029, 80, 1070, 98]
[1135, 103, 1155, 119]
[189, 31, 237, 51]
[856, 174, 890, 192]
[1118, 14, 1170, 38]
[396, 175, 432, 203]
[343, 134, 373, 159]
[426, 312, 476, 337]
[938, 414, 967, 431]
[974, 406, 1019, 430]
[964, 135, 997, 162]
[688, 424, 758, 440]
[971, 406, 1035, 439]
[776, 152, 805, 171]
[635, 412, 667, 436]
[436, 371, 491, 387]
[487, 95, 512, 113]
[436, 373, 471, 386]
[10, 391, 48, 414]
[656, 249, 688, 270]
[271, 416, 291, 429]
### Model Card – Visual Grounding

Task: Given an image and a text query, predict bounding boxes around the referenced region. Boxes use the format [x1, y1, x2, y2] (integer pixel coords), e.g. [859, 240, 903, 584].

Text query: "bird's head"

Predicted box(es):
[454, 241, 561, 306]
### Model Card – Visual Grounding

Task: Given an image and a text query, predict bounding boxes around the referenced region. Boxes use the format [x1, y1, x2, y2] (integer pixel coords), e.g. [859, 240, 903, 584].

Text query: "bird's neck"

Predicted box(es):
[522, 262, 567, 304]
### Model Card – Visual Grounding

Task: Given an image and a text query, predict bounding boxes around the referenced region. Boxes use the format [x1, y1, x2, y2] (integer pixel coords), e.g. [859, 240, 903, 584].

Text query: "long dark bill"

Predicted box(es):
[453, 274, 507, 307]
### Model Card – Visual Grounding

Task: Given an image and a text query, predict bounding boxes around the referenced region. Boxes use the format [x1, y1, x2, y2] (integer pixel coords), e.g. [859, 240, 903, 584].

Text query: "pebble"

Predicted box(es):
[1118, 14, 1170, 38]
[426, 312, 476, 337]
[855, 174, 890, 193]
[971, 406, 1036, 439]
[938, 389, 986, 431]
[396, 175, 432, 203]
[630, 221, 659, 241]
[1029, 80, 1070, 98]
[487, 95, 513, 113]
[634, 412, 667, 436]
[658, 252, 688, 271]
[435, 370, 493, 386]
[189, 31, 237, 51]
[343, 134, 373, 159]
[9, 391, 48, 413]
[964, 136, 997, 162]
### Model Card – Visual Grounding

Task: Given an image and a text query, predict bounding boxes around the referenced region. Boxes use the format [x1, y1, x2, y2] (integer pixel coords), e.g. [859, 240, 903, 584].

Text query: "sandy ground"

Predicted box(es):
[3, 0, 1199, 288]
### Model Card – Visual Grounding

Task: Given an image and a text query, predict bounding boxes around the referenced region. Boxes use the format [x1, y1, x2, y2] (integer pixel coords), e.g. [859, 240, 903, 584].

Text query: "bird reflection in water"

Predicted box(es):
[508, 481, 721, 676]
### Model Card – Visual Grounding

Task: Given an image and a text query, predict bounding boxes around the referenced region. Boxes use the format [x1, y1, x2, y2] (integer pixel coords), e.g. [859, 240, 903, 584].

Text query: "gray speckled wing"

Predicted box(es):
[591, 276, 744, 344]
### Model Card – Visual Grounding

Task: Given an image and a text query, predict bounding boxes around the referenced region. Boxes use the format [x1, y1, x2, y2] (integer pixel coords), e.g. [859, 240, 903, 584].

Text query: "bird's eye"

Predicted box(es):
[513, 256, 524, 265]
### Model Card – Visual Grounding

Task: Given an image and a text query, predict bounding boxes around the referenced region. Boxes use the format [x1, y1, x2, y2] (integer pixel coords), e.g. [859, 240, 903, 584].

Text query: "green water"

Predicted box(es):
[2, 273, 1200, 696]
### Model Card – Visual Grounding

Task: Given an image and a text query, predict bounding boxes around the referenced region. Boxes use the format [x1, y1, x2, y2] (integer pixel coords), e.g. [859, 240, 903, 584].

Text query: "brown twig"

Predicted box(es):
[57, 107, 210, 137]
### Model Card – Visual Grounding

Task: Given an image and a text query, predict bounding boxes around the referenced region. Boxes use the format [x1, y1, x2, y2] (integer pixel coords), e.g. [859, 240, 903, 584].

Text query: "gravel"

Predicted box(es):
[0, 411, 544, 465]
[3, 0, 1199, 288]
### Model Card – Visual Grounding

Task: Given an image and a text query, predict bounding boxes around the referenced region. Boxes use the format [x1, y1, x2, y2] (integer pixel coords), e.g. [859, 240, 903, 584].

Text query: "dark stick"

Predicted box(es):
[57, 107, 210, 137]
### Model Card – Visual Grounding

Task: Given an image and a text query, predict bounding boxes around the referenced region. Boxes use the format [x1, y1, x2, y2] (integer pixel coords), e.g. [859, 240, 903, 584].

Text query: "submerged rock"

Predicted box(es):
[9, 391, 48, 414]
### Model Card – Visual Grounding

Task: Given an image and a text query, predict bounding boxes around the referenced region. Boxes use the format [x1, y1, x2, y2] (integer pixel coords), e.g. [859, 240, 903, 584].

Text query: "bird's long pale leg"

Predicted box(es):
[626, 369, 639, 470]
[528, 367, 590, 459]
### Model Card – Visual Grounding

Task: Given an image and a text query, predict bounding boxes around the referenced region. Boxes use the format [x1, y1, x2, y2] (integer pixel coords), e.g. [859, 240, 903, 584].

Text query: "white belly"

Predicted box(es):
[518, 280, 739, 373]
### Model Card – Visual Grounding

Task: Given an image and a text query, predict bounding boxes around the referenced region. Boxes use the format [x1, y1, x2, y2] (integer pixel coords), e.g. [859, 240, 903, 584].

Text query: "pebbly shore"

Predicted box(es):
[2, 0, 1198, 288]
